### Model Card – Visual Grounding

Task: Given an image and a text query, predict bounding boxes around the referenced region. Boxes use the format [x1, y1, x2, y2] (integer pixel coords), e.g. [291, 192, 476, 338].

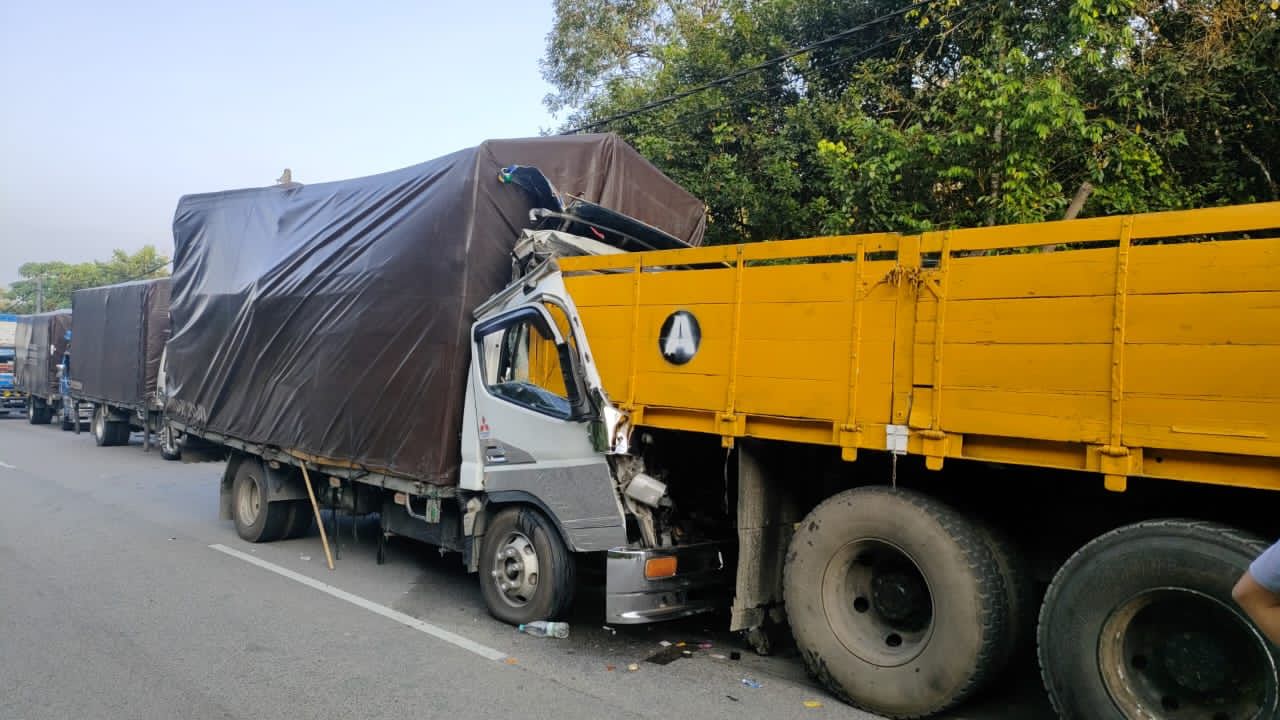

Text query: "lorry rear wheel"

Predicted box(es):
[231, 460, 290, 543]
[159, 422, 181, 461]
[281, 500, 314, 539]
[27, 399, 50, 425]
[783, 486, 1007, 719]
[976, 521, 1036, 676]
[479, 506, 576, 625]
[109, 420, 131, 446]
[1038, 520, 1278, 720]
[92, 406, 111, 446]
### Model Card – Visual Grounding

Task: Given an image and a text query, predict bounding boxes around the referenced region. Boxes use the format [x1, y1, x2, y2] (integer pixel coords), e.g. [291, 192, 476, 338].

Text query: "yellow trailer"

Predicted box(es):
[557, 202, 1280, 719]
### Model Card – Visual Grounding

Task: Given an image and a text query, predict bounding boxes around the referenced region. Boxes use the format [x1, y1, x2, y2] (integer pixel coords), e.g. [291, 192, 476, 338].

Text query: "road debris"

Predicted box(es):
[740, 678, 763, 689]
[627, 663, 640, 672]
[803, 700, 824, 709]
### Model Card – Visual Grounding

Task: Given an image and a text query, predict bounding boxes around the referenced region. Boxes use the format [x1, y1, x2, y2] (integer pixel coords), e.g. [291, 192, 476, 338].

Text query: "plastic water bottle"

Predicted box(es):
[518, 620, 570, 638]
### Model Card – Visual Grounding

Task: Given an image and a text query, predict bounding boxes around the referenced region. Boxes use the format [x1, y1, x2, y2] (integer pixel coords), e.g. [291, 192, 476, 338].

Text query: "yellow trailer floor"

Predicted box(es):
[560, 202, 1280, 493]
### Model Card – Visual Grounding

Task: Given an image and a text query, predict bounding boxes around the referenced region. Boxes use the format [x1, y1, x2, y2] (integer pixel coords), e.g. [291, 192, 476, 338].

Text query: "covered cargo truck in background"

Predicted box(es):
[68, 278, 172, 450]
[14, 310, 71, 424]
[0, 313, 21, 414]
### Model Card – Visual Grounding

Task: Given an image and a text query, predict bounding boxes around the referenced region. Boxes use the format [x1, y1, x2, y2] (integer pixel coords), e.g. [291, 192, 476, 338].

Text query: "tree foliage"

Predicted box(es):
[2, 246, 170, 314]
[544, 0, 1280, 244]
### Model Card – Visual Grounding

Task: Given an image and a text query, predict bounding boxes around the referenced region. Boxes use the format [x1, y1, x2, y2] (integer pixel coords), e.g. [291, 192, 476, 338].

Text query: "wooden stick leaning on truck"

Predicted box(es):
[299, 463, 335, 571]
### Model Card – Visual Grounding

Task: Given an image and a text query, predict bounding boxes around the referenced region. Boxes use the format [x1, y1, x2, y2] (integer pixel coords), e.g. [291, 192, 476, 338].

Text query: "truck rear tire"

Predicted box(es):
[159, 422, 181, 461]
[479, 506, 576, 625]
[1038, 520, 1278, 720]
[231, 459, 291, 543]
[109, 420, 131, 446]
[976, 521, 1036, 676]
[27, 399, 50, 425]
[281, 500, 314, 539]
[783, 486, 1007, 719]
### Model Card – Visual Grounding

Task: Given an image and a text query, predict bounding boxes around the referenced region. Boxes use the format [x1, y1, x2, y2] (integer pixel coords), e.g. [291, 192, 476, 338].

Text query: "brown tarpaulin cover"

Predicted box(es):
[70, 278, 171, 406]
[167, 134, 706, 484]
[14, 310, 71, 397]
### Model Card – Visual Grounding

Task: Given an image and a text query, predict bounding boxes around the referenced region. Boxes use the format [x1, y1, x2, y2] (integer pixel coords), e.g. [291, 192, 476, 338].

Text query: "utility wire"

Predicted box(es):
[611, 0, 983, 137]
[616, 29, 923, 137]
[561, 0, 932, 135]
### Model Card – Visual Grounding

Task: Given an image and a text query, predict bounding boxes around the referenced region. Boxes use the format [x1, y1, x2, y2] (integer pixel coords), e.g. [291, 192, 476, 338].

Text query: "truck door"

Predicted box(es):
[469, 300, 626, 552]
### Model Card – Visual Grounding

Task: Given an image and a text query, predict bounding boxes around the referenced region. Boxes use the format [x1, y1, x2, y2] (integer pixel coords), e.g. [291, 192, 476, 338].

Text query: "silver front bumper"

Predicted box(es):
[605, 541, 730, 624]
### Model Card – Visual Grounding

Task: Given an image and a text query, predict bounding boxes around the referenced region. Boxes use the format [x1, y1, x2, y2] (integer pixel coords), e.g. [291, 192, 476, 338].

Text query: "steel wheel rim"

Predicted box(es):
[823, 538, 935, 667]
[490, 530, 540, 608]
[235, 471, 262, 528]
[1098, 587, 1276, 720]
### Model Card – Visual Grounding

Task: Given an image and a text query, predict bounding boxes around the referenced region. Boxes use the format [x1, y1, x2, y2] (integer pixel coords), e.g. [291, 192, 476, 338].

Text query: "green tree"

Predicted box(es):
[2, 245, 170, 314]
[544, 0, 1279, 242]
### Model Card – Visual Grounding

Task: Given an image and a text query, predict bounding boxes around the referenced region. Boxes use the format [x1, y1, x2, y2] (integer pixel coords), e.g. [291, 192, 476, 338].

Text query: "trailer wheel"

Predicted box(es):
[976, 521, 1036, 675]
[479, 506, 576, 625]
[27, 399, 50, 425]
[1038, 520, 1278, 720]
[159, 422, 181, 461]
[231, 459, 290, 543]
[109, 420, 131, 445]
[280, 500, 314, 540]
[92, 406, 111, 445]
[783, 486, 1007, 719]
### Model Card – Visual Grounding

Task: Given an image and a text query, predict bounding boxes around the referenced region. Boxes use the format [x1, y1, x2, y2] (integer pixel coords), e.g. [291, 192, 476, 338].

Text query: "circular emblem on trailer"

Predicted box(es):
[658, 310, 701, 365]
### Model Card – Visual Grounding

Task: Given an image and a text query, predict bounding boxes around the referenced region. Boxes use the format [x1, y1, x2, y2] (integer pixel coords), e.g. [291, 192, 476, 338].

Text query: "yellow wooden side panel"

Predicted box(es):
[561, 202, 1280, 489]
[913, 234, 1280, 459]
[567, 260, 899, 431]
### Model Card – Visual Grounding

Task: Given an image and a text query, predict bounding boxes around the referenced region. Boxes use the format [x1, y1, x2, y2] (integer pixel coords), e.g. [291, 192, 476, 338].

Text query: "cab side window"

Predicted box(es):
[478, 311, 576, 419]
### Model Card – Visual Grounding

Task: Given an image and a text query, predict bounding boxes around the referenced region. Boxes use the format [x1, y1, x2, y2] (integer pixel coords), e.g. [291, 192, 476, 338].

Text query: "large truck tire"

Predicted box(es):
[280, 500, 314, 540]
[231, 459, 291, 543]
[976, 521, 1036, 676]
[158, 421, 181, 461]
[1038, 519, 1278, 720]
[27, 399, 51, 425]
[92, 405, 119, 446]
[783, 486, 1007, 719]
[479, 506, 576, 625]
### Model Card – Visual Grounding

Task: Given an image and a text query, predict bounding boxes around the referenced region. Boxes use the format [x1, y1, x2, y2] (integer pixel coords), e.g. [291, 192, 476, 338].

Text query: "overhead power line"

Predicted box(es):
[561, 0, 932, 135]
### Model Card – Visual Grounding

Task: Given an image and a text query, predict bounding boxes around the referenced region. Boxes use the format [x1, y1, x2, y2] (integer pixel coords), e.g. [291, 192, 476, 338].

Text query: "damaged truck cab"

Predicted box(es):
[461, 255, 728, 624]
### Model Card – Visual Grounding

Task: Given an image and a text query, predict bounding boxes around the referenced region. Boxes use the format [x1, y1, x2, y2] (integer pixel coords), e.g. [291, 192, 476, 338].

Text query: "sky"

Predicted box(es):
[0, 0, 560, 285]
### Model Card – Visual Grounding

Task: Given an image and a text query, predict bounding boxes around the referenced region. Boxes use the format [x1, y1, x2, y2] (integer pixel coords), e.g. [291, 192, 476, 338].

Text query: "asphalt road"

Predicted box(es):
[0, 415, 1054, 720]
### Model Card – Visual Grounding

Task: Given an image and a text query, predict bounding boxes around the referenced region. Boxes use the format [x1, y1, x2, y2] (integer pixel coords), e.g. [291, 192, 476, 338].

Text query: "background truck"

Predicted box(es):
[166, 135, 1278, 719]
[67, 278, 173, 452]
[0, 313, 22, 415]
[14, 310, 72, 425]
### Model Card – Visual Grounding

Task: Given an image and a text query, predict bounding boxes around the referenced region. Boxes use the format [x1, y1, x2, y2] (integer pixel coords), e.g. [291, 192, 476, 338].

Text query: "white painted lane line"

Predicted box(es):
[209, 543, 509, 662]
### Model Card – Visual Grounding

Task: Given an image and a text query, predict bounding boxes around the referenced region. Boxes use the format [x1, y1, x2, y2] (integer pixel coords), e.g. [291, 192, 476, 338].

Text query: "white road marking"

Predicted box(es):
[0, 460, 16, 470]
[209, 543, 509, 662]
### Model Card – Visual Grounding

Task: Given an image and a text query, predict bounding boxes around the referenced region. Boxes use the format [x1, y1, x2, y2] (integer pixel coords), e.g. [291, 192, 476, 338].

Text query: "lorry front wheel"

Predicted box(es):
[231, 459, 290, 543]
[1038, 520, 1278, 720]
[783, 486, 1007, 719]
[479, 506, 576, 625]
